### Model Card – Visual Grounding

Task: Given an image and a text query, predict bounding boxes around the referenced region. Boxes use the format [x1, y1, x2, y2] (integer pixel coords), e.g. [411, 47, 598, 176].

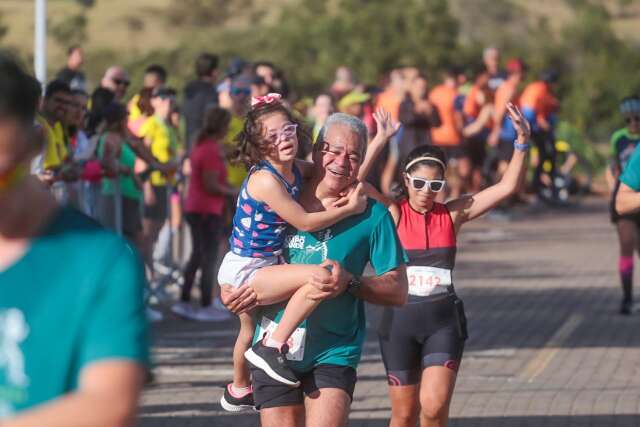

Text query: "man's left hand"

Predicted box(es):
[307, 259, 351, 301]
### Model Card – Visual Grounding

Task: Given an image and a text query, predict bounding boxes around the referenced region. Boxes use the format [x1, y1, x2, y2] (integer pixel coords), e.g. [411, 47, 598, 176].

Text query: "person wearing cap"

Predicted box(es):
[138, 87, 179, 279]
[100, 66, 130, 101]
[0, 53, 149, 427]
[609, 96, 640, 314]
[488, 58, 527, 181]
[520, 69, 560, 201]
[337, 90, 371, 120]
[222, 75, 252, 189]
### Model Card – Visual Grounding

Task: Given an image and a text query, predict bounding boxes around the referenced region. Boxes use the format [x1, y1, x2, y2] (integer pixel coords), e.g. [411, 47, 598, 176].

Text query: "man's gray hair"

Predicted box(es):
[315, 113, 368, 159]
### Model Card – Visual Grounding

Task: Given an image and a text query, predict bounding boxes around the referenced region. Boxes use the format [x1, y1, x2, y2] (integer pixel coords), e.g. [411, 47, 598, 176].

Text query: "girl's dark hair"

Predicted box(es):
[232, 102, 311, 168]
[136, 88, 154, 116]
[403, 145, 447, 175]
[197, 106, 231, 145]
[86, 87, 115, 136]
[396, 145, 448, 198]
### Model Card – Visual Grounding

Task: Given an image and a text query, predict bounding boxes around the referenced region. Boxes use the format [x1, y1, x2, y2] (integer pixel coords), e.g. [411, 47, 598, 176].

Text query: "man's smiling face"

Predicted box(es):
[316, 123, 362, 194]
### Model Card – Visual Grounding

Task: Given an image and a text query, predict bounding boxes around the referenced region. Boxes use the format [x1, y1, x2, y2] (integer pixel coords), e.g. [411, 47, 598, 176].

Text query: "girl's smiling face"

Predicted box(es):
[260, 112, 299, 164]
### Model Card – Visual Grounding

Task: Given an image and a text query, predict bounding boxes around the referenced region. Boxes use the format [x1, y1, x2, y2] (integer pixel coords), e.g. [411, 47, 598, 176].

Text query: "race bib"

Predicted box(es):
[407, 266, 452, 297]
[257, 317, 307, 361]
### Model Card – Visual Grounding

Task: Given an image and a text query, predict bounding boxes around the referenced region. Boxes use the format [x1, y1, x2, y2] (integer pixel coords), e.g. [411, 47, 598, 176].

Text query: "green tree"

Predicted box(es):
[0, 11, 8, 42]
[50, 13, 88, 48]
[559, 0, 640, 140]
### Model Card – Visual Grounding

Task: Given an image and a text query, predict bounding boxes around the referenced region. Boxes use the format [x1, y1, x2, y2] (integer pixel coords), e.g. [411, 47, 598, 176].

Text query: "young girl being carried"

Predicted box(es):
[218, 93, 398, 411]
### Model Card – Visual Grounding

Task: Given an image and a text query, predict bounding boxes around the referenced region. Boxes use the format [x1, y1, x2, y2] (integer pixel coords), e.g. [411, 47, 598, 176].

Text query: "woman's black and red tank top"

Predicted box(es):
[396, 199, 457, 299]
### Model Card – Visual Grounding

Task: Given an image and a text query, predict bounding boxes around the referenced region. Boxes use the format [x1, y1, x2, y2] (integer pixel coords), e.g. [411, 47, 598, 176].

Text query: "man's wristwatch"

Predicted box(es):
[347, 275, 362, 295]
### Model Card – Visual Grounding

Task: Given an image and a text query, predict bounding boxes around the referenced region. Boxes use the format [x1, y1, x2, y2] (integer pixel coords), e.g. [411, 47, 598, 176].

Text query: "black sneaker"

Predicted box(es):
[620, 299, 633, 316]
[219, 384, 255, 412]
[244, 340, 300, 387]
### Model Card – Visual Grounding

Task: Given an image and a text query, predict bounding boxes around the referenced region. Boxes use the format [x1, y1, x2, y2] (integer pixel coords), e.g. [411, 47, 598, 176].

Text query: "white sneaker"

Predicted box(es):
[171, 302, 196, 319]
[146, 307, 164, 322]
[194, 306, 231, 322]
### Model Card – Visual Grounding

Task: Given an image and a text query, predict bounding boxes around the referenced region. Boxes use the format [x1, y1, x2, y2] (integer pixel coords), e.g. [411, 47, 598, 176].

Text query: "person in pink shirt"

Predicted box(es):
[172, 107, 238, 321]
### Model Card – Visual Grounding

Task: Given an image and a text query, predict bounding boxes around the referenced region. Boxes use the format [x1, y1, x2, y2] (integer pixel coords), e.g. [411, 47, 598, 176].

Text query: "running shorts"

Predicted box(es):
[378, 293, 467, 386]
[610, 180, 640, 225]
[251, 364, 357, 409]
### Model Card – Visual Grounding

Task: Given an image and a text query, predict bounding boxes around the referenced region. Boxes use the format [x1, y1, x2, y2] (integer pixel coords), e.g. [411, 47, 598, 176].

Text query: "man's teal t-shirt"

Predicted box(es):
[621, 144, 640, 190]
[253, 199, 407, 372]
[0, 208, 149, 418]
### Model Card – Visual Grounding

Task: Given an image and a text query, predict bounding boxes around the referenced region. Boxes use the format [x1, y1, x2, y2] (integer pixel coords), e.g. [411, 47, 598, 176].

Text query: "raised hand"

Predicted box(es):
[374, 108, 401, 141]
[506, 102, 531, 141]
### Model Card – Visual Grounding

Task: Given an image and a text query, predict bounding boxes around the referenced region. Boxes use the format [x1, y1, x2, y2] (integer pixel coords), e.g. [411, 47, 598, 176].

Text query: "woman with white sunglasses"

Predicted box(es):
[379, 103, 530, 427]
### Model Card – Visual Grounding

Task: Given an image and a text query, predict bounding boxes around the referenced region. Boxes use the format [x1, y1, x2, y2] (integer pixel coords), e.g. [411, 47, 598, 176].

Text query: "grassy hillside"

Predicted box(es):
[1, 0, 639, 75]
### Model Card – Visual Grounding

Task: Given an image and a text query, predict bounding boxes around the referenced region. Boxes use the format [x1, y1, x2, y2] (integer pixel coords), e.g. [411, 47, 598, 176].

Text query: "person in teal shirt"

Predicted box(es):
[222, 113, 408, 426]
[609, 96, 640, 314]
[0, 54, 149, 425]
[97, 102, 144, 243]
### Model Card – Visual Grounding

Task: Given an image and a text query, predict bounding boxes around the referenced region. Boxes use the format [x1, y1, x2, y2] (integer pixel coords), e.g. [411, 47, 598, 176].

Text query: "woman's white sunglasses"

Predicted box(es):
[406, 175, 446, 192]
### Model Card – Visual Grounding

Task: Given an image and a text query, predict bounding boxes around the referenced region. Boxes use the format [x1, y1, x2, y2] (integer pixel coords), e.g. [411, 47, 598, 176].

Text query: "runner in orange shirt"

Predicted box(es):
[429, 68, 468, 199]
[520, 70, 560, 201]
[487, 58, 526, 183]
[375, 68, 406, 123]
[460, 72, 494, 192]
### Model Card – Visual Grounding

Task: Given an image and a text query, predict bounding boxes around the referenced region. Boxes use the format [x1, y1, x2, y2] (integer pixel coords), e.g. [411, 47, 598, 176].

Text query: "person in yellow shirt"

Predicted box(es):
[128, 64, 167, 123]
[224, 75, 252, 189]
[139, 87, 179, 269]
[36, 80, 82, 195]
[40, 81, 72, 171]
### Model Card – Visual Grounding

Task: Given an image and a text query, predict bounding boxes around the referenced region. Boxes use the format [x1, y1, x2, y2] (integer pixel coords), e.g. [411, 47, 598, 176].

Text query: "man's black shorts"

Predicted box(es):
[251, 364, 357, 410]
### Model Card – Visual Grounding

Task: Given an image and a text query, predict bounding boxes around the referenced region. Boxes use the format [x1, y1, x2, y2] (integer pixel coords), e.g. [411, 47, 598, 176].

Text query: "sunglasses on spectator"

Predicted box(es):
[230, 87, 251, 96]
[113, 78, 130, 87]
[266, 123, 297, 144]
[406, 175, 446, 192]
[625, 116, 640, 124]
